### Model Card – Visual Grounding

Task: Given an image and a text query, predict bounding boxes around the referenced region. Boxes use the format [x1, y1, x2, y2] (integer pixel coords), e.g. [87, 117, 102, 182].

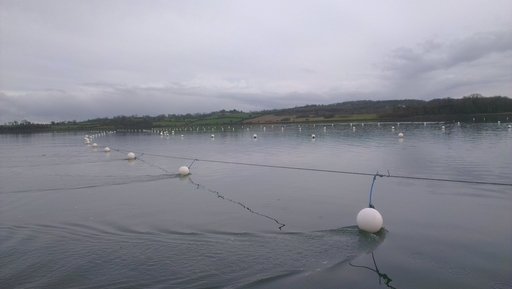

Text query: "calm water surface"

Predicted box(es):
[1, 122, 511, 288]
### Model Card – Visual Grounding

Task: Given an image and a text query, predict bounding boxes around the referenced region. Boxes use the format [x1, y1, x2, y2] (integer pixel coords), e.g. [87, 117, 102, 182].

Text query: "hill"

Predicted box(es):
[1, 94, 511, 133]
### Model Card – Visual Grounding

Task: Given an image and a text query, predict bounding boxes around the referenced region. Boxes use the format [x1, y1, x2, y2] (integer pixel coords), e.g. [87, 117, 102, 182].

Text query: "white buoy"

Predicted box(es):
[508, 125, 511, 129]
[104, 147, 111, 152]
[398, 133, 404, 138]
[211, 134, 214, 138]
[311, 134, 316, 139]
[92, 143, 97, 147]
[353, 127, 356, 131]
[127, 152, 136, 160]
[442, 126, 446, 130]
[357, 207, 383, 233]
[253, 134, 257, 139]
[178, 166, 190, 176]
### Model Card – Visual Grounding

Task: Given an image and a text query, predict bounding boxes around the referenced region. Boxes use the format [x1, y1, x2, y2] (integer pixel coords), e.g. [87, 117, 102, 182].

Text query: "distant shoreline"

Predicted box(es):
[1, 112, 510, 134]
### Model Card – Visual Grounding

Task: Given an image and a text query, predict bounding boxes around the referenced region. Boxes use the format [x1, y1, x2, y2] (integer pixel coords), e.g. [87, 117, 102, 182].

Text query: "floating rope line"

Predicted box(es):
[108, 148, 512, 187]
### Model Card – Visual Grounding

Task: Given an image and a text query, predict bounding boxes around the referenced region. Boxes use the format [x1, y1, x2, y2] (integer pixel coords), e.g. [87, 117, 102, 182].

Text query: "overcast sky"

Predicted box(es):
[1, 0, 511, 123]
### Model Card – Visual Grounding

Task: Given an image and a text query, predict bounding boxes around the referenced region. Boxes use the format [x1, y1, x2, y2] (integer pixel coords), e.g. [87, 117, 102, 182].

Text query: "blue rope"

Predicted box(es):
[369, 177, 376, 208]
[189, 159, 197, 168]
[369, 172, 387, 208]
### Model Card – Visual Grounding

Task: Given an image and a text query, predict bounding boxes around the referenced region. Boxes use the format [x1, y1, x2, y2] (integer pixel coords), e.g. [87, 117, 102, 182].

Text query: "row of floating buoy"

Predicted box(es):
[153, 121, 512, 138]
[148, 120, 509, 134]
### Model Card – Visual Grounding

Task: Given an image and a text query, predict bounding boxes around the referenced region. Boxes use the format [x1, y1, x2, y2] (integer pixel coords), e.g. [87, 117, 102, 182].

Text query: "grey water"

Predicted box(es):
[1, 122, 511, 288]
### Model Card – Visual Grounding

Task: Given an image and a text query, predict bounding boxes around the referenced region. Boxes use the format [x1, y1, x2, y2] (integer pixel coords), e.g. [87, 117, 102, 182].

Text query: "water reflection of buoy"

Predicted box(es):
[104, 147, 111, 152]
[127, 152, 136, 160]
[179, 166, 190, 176]
[398, 133, 404, 138]
[357, 207, 383, 233]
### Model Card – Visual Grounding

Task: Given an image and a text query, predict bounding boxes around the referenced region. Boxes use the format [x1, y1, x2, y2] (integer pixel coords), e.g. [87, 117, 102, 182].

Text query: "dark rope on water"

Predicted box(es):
[109, 147, 512, 187]
[188, 178, 286, 230]
[108, 148, 287, 230]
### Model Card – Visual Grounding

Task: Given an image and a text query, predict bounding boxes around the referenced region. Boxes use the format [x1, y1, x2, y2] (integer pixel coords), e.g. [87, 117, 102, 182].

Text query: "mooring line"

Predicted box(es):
[108, 147, 512, 187]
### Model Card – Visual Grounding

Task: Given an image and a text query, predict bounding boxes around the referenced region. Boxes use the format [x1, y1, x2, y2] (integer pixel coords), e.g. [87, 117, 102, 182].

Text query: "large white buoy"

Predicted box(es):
[357, 207, 383, 233]
[311, 134, 316, 139]
[127, 152, 136, 160]
[253, 134, 257, 139]
[92, 143, 97, 147]
[211, 134, 214, 138]
[178, 166, 190, 176]
[104, 147, 111, 152]
[398, 132, 404, 138]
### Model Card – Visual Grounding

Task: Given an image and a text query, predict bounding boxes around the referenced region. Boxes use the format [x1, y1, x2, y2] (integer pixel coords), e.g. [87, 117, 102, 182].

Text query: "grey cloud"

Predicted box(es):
[382, 30, 512, 79]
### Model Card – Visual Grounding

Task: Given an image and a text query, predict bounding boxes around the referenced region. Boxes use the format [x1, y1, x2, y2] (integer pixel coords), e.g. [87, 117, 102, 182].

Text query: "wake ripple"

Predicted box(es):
[0, 223, 386, 288]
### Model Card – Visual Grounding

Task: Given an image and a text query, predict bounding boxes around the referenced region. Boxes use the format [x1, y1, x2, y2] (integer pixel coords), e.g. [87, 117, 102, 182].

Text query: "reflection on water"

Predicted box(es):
[350, 252, 396, 288]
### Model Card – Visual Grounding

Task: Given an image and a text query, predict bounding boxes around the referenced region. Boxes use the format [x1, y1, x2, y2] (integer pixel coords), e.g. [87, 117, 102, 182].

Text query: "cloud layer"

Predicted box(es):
[1, 0, 511, 123]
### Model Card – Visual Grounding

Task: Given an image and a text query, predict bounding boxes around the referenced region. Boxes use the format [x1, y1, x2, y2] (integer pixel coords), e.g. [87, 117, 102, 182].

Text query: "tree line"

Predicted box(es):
[379, 94, 511, 118]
